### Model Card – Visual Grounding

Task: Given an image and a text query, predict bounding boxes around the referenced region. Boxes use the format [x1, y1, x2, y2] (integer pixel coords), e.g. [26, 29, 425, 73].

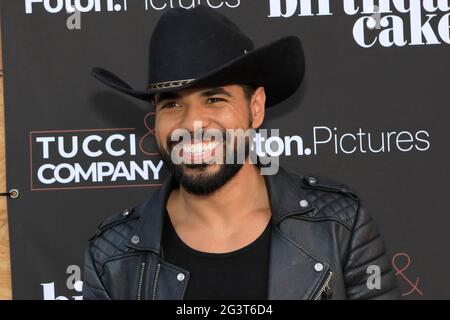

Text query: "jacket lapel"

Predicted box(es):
[264, 168, 331, 300]
[267, 226, 330, 299]
[151, 261, 190, 300]
[128, 167, 331, 300]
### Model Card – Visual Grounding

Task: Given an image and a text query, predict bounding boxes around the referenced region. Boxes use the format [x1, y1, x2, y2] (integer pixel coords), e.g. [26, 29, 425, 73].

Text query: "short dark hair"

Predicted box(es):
[240, 84, 257, 102]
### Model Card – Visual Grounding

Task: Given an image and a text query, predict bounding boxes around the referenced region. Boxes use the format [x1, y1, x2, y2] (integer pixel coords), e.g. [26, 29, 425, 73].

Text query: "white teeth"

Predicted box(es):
[182, 142, 218, 155]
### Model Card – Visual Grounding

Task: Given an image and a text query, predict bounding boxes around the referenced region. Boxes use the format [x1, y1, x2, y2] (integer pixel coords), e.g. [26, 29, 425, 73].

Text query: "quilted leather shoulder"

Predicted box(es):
[88, 206, 142, 269]
[292, 171, 361, 230]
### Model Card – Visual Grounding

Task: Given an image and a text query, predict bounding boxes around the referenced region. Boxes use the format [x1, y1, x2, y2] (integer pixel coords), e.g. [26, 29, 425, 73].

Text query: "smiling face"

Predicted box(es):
[154, 84, 266, 195]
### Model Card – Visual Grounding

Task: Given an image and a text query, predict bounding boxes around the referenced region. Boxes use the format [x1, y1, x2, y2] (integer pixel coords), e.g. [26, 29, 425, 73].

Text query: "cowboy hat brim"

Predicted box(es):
[91, 36, 305, 107]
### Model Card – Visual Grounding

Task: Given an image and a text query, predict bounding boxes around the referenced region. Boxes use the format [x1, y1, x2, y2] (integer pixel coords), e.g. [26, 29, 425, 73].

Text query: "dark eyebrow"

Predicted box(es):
[200, 87, 233, 98]
[154, 87, 232, 105]
[154, 91, 182, 104]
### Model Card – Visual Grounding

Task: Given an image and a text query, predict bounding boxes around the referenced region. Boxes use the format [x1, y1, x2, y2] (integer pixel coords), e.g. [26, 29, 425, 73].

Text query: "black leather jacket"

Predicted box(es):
[83, 167, 399, 300]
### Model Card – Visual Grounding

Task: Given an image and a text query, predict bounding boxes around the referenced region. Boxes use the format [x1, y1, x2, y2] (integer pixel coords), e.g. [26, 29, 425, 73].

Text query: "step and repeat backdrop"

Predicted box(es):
[1, 0, 449, 299]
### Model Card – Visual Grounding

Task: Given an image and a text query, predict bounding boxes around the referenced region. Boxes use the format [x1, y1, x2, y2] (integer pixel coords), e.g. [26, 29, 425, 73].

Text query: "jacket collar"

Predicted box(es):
[128, 166, 330, 300]
[127, 166, 315, 253]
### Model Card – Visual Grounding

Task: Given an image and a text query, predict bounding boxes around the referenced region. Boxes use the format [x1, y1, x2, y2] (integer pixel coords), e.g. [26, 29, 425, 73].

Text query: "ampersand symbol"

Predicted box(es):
[139, 112, 160, 156]
[392, 252, 423, 296]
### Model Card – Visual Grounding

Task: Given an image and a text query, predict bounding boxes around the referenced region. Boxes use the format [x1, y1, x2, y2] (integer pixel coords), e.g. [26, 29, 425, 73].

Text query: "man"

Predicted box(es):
[84, 5, 399, 300]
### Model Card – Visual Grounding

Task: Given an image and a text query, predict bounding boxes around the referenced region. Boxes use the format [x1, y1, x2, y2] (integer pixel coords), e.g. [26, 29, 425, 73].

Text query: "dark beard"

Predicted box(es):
[159, 133, 248, 195]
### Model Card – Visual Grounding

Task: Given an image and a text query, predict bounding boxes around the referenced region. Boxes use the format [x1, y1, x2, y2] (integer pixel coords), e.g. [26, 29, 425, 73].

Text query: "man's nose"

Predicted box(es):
[179, 103, 211, 132]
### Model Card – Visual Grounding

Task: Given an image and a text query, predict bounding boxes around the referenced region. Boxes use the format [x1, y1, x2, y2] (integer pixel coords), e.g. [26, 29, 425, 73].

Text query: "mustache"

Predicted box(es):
[160, 128, 251, 167]
[165, 130, 227, 152]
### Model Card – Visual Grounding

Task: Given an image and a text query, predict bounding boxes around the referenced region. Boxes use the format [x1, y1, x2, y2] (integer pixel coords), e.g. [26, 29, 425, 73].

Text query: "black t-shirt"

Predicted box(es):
[161, 210, 272, 300]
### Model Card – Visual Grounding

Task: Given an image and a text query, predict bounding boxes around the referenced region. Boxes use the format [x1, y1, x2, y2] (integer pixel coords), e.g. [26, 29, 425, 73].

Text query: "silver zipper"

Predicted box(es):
[313, 271, 333, 300]
[152, 263, 161, 300]
[137, 261, 146, 300]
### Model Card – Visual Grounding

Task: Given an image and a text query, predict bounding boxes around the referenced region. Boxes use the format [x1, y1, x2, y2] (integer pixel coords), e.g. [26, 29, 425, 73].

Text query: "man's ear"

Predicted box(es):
[250, 86, 266, 129]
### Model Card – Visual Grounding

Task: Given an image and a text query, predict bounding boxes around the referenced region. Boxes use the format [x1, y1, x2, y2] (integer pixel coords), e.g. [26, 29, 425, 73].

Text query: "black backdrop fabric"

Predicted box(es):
[1, 0, 449, 299]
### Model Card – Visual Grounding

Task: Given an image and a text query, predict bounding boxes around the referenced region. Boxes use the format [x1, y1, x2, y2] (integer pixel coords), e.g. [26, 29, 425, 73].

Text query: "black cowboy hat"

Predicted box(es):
[91, 5, 305, 107]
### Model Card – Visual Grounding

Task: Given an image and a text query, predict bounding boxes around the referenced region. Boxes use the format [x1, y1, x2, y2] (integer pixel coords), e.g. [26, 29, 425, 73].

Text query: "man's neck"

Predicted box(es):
[167, 162, 271, 230]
